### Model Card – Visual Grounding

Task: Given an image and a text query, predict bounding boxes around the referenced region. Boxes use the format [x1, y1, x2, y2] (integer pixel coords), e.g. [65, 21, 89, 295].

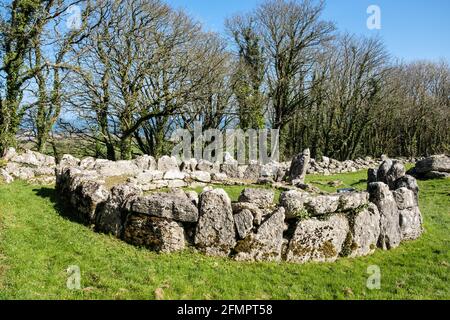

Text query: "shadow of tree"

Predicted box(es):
[33, 187, 87, 225]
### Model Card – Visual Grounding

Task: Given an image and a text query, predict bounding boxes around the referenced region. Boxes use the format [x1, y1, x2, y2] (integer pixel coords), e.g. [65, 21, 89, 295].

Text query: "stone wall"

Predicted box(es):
[1, 147, 418, 186]
[0, 148, 56, 184]
[52, 154, 423, 264]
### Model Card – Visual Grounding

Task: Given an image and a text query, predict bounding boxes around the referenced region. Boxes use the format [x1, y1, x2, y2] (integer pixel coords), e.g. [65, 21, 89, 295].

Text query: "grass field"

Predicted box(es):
[0, 170, 449, 300]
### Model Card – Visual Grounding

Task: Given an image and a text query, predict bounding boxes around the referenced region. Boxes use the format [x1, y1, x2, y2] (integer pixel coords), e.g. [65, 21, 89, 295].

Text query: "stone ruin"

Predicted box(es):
[6, 149, 417, 264]
[0, 147, 428, 263]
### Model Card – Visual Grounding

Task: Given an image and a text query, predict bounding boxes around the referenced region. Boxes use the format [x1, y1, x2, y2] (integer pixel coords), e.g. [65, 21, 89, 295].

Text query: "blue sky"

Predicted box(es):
[165, 0, 450, 62]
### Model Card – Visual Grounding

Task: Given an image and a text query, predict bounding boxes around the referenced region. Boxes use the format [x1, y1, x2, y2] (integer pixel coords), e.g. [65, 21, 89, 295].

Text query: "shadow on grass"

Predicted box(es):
[32, 187, 87, 225]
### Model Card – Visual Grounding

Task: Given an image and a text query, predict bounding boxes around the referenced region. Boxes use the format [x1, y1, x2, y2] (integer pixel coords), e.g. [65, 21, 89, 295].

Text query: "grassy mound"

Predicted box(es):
[0, 170, 448, 299]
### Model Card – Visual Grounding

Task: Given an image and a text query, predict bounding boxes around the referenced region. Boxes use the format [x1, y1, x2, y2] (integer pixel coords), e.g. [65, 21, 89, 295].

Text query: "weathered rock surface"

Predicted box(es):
[191, 171, 211, 183]
[232, 202, 264, 226]
[220, 163, 240, 178]
[157, 155, 179, 172]
[415, 155, 450, 174]
[393, 188, 423, 240]
[195, 189, 236, 257]
[368, 182, 401, 250]
[338, 192, 370, 212]
[95, 160, 140, 177]
[243, 163, 262, 181]
[134, 155, 157, 171]
[288, 148, 310, 184]
[0, 169, 14, 184]
[125, 192, 199, 223]
[123, 215, 185, 253]
[279, 190, 311, 219]
[347, 203, 381, 257]
[72, 180, 110, 224]
[234, 208, 286, 262]
[238, 188, 274, 208]
[234, 209, 254, 240]
[286, 214, 349, 263]
[96, 184, 143, 236]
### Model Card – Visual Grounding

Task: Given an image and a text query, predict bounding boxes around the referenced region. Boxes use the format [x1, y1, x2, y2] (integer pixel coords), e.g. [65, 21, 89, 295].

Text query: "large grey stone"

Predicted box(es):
[238, 188, 274, 208]
[60, 154, 81, 168]
[338, 192, 369, 212]
[123, 215, 185, 253]
[288, 148, 310, 184]
[157, 155, 179, 172]
[348, 203, 381, 257]
[73, 180, 110, 224]
[194, 189, 236, 257]
[196, 159, 214, 172]
[286, 214, 349, 263]
[395, 175, 419, 201]
[234, 209, 254, 239]
[126, 193, 199, 223]
[279, 190, 311, 219]
[243, 164, 262, 181]
[415, 155, 450, 174]
[234, 208, 286, 262]
[96, 184, 143, 236]
[232, 202, 264, 226]
[96, 160, 140, 177]
[220, 163, 240, 178]
[191, 171, 211, 183]
[399, 207, 423, 241]
[134, 155, 157, 171]
[0, 169, 14, 184]
[368, 182, 401, 250]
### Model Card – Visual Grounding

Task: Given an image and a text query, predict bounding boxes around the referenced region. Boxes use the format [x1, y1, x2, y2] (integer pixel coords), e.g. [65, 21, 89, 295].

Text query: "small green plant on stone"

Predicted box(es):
[294, 209, 311, 221]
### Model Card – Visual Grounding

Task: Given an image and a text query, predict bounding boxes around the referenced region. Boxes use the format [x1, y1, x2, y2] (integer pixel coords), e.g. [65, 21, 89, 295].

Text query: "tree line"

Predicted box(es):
[1, 0, 449, 161]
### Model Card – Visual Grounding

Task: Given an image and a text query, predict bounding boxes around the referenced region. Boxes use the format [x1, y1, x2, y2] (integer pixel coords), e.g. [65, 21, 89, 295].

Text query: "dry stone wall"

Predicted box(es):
[49, 152, 424, 264]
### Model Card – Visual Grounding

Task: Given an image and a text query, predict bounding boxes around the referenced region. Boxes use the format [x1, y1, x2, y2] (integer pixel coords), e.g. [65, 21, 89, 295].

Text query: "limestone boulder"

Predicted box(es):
[338, 192, 370, 212]
[96, 183, 143, 236]
[0, 169, 14, 184]
[123, 215, 185, 253]
[368, 182, 401, 250]
[59, 154, 80, 168]
[194, 189, 236, 257]
[220, 163, 240, 178]
[238, 188, 274, 208]
[163, 170, 186, 180]
[180, 158, 198, 172]
[211, 172, 228, 182]
[279, 190, 311, 219]
[191, 171, 211, 183]
[232, 202, 264, 226]
[196, 159, 214, 172]
[243, 164, 262, 181]
[73, 180, 110, 224]
[348, 203, 381, 257]
[157, 155, 179, 172]
[234, 209, 254, 239]
[80, 157, 96, 170]
[95, 160, 140, 177]
[126, 192, 198, 223]
[134, 155, 157, 171]
[399, 207, 423, 241]
[288, 148, 310, 184]
[234, 208, 286, 262]
[415, 155, 450, 174]
[285, 214, 349, 263]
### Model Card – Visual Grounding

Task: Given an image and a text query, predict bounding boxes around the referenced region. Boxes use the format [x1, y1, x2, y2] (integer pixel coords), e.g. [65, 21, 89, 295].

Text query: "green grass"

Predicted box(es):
[0, 170, 449, 300]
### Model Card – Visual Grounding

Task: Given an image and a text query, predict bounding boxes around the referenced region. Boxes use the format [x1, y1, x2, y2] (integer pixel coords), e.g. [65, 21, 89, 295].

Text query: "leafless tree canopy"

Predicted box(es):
[1, 0, 449, 160]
